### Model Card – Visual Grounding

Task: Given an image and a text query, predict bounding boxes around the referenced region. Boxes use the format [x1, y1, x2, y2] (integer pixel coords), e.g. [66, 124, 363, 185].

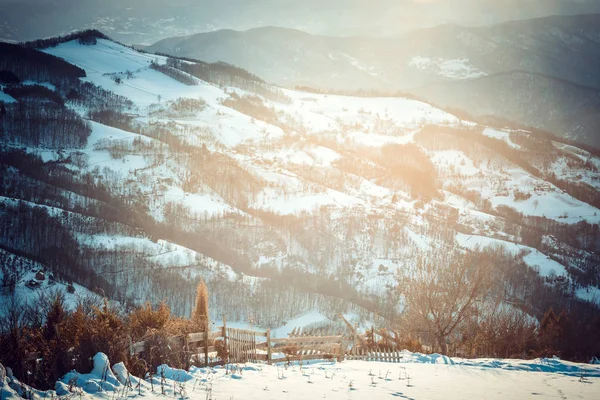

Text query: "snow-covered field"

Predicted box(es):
[3, 352, 599, 400]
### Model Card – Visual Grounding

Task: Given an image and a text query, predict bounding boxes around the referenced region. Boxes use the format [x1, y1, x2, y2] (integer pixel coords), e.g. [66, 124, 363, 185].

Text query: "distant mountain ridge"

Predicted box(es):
[145, 14, 600, 147]
[415, 70, 600, 146]
[4, 0, 600, 44]
[146, 14, 600, 89]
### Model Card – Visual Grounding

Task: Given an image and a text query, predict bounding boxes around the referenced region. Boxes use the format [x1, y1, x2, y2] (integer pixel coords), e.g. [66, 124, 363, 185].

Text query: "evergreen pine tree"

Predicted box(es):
[44, 292, 66, 341]
[192, 280, 209, 331]
[539, 308, 561, 356]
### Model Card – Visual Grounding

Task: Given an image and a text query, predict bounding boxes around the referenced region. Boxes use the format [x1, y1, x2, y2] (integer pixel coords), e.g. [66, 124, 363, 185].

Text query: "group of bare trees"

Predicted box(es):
[400, 250, 495, 354]
[1, 101, 91, 147]
[0, 42, 85, 84]
[149, 62, 197, 86]
[398, 247, 600, 360]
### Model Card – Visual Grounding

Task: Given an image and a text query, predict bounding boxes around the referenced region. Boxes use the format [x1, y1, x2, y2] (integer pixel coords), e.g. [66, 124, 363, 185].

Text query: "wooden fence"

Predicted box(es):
[129, 315, 425, 366]
[271, 334, 344, 362]
[346, 347, 406, 362]
[129, 328, 223, 365]
[130, 324, 344, 365]
[226, 327, 265, 363]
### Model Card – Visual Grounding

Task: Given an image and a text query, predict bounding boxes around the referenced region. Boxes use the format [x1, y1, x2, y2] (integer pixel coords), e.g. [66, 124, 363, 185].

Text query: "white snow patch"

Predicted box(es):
[575, 286, 600, 305]
[227, 310, 330, 339]
[409, 56, 487, 79]
[255, 187, 362, 215]
[456, 233, 568, 278]
[0, 90, 16, 103]
[482, 128, 521, 149]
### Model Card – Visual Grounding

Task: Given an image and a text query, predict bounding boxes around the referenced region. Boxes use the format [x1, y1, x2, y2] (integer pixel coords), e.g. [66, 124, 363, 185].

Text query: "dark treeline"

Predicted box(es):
[3, 84, 64, 105]
[221, 92, 279, 122]
[1, 101, 91, 148]
[149, 62, 197, 86]
[0, 42, 85, 83]
[0, 149, 146, 226]
[63, 80, 135, 112]
[0, 70, 20, 84]
[0, 202, 115, 298]
[166, 57, 291, 103]
[163, 55, 264, 84]
[21, 29, 110, 49]
[88, 109, 136, 131]
[376, 143, 439, 201]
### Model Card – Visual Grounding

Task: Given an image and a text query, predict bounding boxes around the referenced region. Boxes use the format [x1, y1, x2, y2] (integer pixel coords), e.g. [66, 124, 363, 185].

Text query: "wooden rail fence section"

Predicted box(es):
[270, 334, 344, 362]
[129, 316, 416, 365]
[129, 329, 222, 363]
[346, 347, 405, 362]
[227, 327, 263, 363]
[129, 326, 344, 365]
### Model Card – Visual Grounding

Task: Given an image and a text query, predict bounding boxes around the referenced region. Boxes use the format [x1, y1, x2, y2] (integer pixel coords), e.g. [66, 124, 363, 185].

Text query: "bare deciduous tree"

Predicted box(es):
[400, 250, 495, 355]
[470, 301, 537, 358]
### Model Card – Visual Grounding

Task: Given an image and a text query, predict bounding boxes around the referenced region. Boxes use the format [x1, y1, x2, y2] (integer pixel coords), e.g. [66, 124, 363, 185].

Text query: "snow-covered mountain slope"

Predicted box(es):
[1, 35, 600, 330]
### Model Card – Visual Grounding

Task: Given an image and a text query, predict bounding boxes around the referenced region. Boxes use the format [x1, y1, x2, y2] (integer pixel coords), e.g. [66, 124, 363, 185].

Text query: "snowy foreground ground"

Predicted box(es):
[3, 352, 600, 400]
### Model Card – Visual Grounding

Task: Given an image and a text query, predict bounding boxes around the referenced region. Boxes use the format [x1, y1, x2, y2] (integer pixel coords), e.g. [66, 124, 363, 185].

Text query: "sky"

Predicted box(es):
[1, 0, 600, 42]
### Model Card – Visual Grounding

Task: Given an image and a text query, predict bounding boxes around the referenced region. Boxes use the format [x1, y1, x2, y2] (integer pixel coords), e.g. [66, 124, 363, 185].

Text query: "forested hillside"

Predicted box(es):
[1, 31, 599, 366]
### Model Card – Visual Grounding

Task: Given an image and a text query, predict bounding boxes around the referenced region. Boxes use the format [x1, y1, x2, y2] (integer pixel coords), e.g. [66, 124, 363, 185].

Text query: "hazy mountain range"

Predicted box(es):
[2, 0, 600, 44]
[145, 14, 600, 147]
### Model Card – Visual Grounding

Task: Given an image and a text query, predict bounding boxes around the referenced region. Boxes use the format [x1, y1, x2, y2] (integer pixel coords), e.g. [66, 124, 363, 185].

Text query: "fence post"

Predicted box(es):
[205, 321, 209, 366]
[222, 315, 228, 365]
[266, 329, 271, 365]
[184, 334, 189, 369]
